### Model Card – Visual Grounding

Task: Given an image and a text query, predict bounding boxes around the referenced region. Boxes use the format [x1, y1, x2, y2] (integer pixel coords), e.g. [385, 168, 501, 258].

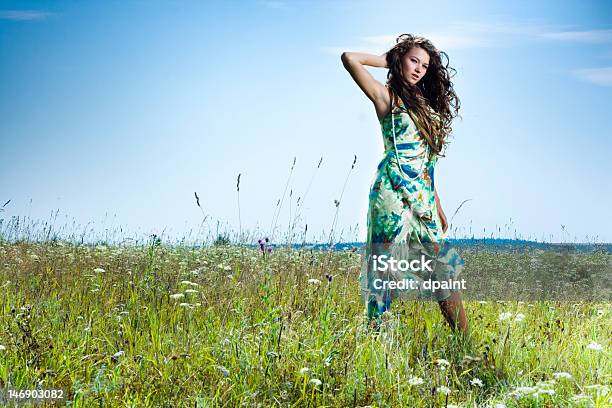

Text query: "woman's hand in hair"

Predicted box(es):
[341, 51, 391, 119]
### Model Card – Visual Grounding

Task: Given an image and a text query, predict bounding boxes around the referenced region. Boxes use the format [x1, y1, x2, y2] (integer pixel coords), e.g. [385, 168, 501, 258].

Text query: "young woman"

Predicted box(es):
[341, 34, 468, 335]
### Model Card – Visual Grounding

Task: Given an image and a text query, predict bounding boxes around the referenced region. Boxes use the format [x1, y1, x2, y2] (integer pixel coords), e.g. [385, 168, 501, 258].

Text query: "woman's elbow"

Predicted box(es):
[341, 52, 352, 65]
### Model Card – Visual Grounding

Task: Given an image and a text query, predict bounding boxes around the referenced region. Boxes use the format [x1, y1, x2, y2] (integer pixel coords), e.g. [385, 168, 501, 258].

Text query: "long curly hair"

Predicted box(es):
[385, 34, 461, 158]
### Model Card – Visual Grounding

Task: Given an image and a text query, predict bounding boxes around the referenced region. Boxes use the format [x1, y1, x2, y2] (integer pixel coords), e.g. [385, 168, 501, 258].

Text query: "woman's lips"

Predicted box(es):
[411, 74, 419, 80]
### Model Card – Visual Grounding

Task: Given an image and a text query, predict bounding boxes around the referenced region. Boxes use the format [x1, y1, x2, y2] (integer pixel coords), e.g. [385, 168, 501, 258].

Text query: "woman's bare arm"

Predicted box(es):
[341, 52, 391, 117]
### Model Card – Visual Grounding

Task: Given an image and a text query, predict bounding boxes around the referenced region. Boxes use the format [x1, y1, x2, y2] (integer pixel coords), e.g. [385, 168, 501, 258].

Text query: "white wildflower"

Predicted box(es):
[170, 293, 185, 300]
[499, 312, 513, 321]
[514, 313, 526, 322]
[112, 350, 124, 359]
[478, 300, 487, 304]
[308, 278, 321, 285]
[93, 267, 106, 273]
[436, 385, 451, 395]
[552, 372, 572, 380]
[587, 341, 603, 351]
[179, 303, 192, 308]
[180, 280, 200, 287]
[184, 289, 199, 294]
[435, 358, 450, 370]
[407, 376, 424, 386]
[0, 345, 6, 351]
[470, 377, 484, 387]
[570, 394, 593, 402]
[534, 388, 555, 396]
[494, 404, 507, 408]
[585, 384, 610, 394]
[309, 378, 322, 386]
[512, 386, 536, 395]
[299, 367, 309, 375]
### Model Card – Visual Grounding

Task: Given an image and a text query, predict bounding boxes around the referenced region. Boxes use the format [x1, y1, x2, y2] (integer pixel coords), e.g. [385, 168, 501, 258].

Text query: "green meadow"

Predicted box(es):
[0, 240, 609, 407]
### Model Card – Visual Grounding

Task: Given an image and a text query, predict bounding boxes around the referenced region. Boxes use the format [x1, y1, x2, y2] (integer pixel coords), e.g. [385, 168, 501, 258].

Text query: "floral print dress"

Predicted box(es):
[359, 86, 465, 319]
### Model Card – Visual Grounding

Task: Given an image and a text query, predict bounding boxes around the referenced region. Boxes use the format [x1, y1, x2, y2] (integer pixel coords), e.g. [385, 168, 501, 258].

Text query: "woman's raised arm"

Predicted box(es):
[341, 52, 390, 114]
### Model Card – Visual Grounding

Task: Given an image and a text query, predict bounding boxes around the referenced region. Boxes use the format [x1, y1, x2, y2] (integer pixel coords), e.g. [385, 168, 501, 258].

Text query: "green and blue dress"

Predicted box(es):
[359, 86, 465, 320]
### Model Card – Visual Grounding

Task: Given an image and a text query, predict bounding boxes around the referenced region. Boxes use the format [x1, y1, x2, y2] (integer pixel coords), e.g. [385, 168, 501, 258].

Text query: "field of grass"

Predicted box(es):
[0, 240, 610, 407]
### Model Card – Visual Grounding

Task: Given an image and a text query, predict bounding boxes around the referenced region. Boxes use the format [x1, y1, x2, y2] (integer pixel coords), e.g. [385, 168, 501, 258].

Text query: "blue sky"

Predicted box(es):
[1, 0, 611, 244]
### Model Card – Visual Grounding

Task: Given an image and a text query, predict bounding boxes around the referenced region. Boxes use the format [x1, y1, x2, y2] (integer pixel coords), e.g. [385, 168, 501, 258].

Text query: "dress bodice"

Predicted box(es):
[379, 89, 438, 189]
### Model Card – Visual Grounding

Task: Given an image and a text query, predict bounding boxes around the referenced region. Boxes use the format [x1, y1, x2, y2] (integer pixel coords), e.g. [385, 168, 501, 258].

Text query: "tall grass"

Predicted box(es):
[0, 154, 610, 407]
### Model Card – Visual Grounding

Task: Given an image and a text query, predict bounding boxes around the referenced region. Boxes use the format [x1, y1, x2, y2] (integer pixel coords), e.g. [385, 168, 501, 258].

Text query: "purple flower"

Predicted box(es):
[258, 237, 272, 255]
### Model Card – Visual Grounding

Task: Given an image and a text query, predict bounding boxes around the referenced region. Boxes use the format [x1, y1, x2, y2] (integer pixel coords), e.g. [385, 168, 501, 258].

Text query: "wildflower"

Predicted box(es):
[435, 358, 450, 369]
[585, 384, 610, 393]
[470, 377, 484, 387]
[309, 378, 322, 386]
[478, 301, 487, 304]
[570, 394, 593, 402]
[0, 345, 6, 351]
[258, 238, 272, 254]
[93, 267, 106, 273]
[511, 386, 536, 396]
[299, 367, 309, 375]
[170, 293, 185, 300]
[266, 351, 279, 358]
[308, 278, 321, 285]
[494, 404, 507, 408]
[436, 385, 451, 395]
[552, 372, 572, 380]
[180, 280, 200, 287]
[587, 341, 603, 351]
[179, 303, 192, 308]
[111, 350, 124, 362]
[407, 376, 424, 386]
[184, 289, 199, 294]
[534, 388, 555, 396]
[499, 312, 513, 321]
[216, 365, 230, 377]
[514, 313, 526, 322]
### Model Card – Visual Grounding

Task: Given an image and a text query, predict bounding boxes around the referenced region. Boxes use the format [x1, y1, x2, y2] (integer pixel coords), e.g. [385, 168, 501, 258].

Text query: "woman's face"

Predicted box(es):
[402, 47, 430, 85]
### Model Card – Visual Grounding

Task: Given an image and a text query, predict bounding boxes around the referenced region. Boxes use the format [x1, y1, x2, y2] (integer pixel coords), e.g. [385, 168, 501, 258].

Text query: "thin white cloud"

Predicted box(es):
[540, 29, 612, 43]
[574, 67, 612, 86]
[323, 30, 491, 56]
[0, 10, 54, 21]
[361, 32, 491, 50]
[323, 20, 612, 56]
